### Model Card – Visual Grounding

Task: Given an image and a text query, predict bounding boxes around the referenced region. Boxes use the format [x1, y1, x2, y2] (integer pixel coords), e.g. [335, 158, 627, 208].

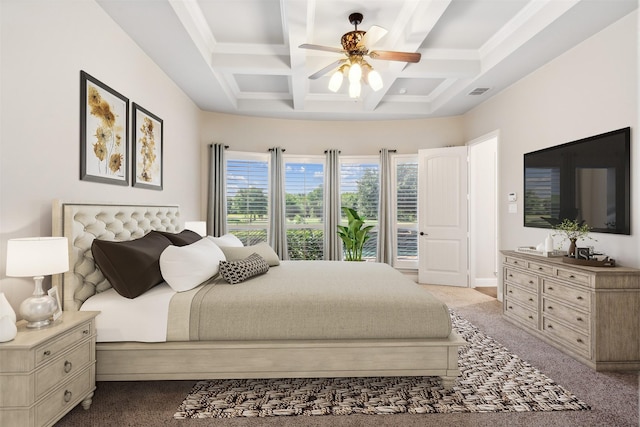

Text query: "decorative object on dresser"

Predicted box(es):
[501, 250, 640, 371]
[0, 311, 99, 427]
[6, 237, 69, 328]
[551, 218, 594, 257]
[0, 292, 17, 342]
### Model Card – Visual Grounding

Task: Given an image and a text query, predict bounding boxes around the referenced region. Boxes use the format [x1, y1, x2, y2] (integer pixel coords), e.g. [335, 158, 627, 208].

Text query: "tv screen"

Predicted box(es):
[524, 127, 630, 234]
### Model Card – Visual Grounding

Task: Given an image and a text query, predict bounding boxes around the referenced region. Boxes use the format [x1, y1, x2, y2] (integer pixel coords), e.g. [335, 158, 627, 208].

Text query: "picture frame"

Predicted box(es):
[80, 71, 129, 185]
[132, 103, 163, 190]
[48, 287, 63, 321]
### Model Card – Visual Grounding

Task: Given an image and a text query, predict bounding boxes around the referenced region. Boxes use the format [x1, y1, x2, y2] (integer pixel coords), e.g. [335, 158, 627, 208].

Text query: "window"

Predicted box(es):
[225, 152, 269, 245]
[340, 157, 379, 261]
[284, 157, 324, 260]
[393, 156, 418, 268]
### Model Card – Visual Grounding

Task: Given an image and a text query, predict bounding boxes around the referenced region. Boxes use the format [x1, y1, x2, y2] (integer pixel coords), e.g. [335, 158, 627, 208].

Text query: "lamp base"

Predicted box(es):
[19, 287, 58, 329]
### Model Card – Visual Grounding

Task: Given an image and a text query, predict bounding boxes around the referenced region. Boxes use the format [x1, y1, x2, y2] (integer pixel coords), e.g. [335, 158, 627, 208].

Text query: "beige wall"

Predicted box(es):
[0, 0, 202, 311]
[463, 10, 638, 267]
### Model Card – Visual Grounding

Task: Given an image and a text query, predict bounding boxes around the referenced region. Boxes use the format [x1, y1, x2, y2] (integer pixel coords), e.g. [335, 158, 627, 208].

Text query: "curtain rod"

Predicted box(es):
[268, 148, 286, 152]
[324, 150, 342, 153]
[379, 149, 397, 153]
[208, 144, 229, 148]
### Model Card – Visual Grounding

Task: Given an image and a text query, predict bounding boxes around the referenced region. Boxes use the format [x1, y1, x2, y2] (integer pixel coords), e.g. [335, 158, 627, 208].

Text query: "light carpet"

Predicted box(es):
[174, 311, 590, 418]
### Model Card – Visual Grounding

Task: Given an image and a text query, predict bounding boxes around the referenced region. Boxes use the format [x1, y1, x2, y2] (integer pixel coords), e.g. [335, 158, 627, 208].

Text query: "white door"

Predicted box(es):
[418, 147, 468, 286]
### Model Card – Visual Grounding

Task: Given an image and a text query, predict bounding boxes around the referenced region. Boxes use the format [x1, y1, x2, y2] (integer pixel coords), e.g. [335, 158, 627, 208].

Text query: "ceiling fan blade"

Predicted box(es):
[368, 50, 421, 63]
[308, 59, 347, 80]
[299, 43, 345, 54]
[357, 25, 387, 50]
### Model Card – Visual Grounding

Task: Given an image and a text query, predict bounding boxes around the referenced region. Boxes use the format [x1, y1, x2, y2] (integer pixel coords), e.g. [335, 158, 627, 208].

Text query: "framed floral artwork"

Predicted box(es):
[80, 71, 129, 185]
[132, 103, 163, 190]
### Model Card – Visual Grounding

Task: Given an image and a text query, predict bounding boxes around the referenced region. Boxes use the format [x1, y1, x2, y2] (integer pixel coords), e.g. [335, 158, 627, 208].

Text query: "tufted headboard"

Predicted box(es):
[52, 200, 181, 311]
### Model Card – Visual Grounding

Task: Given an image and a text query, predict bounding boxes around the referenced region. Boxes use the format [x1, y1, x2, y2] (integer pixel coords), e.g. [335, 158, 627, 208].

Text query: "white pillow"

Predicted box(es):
[207, 233, 244, 248]
[219, 242, 280, 266]
[160, 237, 226, 292]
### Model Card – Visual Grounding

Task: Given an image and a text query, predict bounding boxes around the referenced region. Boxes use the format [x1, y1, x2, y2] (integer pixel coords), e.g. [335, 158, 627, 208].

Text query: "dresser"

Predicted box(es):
[0, 311, 99, 427]
[501, 250, 640, 371]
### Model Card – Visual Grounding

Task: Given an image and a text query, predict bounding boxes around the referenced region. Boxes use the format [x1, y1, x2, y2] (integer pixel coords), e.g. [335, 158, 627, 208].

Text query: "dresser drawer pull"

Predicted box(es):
[547, 306, 553, 310]
[508, 306, 513, 310]
[508, 290, 513, 293]
[547, 286, 554, 291]
[576, 296, 583, 301]
[528, 298, 534, 302]
[43, 350, 51, 357]
[569, 275, 576, 279]
[513, 260, 519, 264]
[528, 315, 533, 320]
[83, 329, 90, 335]
[508, 274, 513, 278]
[528, 280, 534, 285]
[547, 324, 553, 329]
[576, 338, 584, 344]
[64, 390, 72, 403]
[538, 267, 543, 271]
[576, 317, 583, 322]
[64, 360, 73, 373]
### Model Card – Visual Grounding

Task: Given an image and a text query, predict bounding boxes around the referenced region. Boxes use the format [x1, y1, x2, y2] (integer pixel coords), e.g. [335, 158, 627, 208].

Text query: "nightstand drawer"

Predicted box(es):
[542, 297, 590, 334]
[542, 280, 590, 310]
[505, 283, 537, 310]
[36, 340, 92, 400]
[543, 317, 591, 358]
[35, 321, 93, 368]
[36, 367, 93, 427]
[504, 268, 537, 289]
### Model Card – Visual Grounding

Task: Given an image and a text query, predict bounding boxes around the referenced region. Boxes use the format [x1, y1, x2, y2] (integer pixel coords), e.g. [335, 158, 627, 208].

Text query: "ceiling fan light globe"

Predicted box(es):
[349, 81, 361, 98]
[328, 71, 343, 92]
[368, 69, 383, 91]
[348, 62, 362, 83]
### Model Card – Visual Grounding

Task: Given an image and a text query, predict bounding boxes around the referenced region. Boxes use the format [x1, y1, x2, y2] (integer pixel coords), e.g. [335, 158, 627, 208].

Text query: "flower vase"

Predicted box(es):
[568, 238, 577, 257]
[0, 292, 17, 342]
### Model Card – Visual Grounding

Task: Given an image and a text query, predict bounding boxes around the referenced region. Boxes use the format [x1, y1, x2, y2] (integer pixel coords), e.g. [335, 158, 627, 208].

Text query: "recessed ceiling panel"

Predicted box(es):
[388, 78, 444, 97]
[422, 0, 529, 50]
[198, 0, 284, 44]
[235, 75, 289, 93]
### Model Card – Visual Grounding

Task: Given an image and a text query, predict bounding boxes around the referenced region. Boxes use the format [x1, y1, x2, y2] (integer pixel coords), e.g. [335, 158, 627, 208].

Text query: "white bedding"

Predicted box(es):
[80, 282, 175, 342]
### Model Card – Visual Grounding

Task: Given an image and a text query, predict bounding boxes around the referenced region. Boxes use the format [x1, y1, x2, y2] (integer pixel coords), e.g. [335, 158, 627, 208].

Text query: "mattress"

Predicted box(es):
[167, 260, 452, 342]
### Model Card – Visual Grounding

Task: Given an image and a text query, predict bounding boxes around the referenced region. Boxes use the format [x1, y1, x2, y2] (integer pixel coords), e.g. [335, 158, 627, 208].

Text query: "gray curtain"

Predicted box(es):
[206, 143, 227, 237]
[323, 149, 342, 260]
[268, 147, 289, 260]
[377, 148, 394, 264]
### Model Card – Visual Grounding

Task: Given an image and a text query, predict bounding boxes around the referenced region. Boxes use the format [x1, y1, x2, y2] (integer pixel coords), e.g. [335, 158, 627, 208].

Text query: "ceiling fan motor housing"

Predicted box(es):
[341, 30, 367, 54]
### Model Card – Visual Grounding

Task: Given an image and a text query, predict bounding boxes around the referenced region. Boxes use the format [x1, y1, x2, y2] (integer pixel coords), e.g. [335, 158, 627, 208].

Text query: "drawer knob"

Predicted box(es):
[528, 281, 534, 284]
[576, 296, 583, 301]
[547, 324, 553, 329]
[508, 290, 513, 294]
[528, 298, 534, 302]
[514, 261, 519, 264]
[83, 329, 90, 335]
[569, 275, 576, 279]
[528, 315, 533, 320]
[577, 338, 584, 344]
[508, 306, 513, 310]
[64, 360, 73, 373]
[508, 274, 513, 278]
[43, 350, 51, 357]
[547, 306, 553, 310]
[577, 317, 583, 322]
[64, 390, 73, 403]
[548, 286, 554, 291]
[538, 267, 543, 271]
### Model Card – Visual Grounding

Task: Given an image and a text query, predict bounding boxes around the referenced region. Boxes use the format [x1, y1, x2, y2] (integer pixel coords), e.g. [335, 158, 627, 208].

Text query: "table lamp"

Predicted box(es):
[6, 237, 69, 328]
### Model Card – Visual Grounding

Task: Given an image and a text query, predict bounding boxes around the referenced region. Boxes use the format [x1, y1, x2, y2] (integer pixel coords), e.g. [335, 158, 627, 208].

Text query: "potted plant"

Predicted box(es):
[337, 207, 374, 261]
[553, 218, 594, 256]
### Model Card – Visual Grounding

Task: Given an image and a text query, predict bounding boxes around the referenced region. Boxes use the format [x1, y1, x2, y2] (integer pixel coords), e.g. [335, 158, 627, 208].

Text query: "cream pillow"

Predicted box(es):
[207, 233, 244, 248]
[219, 242, 280, 266]
[160, 237, 226, 292]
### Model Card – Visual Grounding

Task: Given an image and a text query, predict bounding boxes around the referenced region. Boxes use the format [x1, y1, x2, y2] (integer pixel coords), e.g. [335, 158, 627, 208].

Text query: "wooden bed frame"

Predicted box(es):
[52, 200, 465, 388]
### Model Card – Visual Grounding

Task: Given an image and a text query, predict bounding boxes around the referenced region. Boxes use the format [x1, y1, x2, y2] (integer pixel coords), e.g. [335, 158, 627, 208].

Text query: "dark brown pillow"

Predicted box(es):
[91, 232, 172, 299]
[155, 229, 202, 246]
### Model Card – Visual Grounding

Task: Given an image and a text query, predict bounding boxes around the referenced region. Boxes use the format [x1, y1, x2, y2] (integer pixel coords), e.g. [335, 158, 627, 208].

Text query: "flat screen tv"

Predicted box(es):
[524, 127, 630, 234]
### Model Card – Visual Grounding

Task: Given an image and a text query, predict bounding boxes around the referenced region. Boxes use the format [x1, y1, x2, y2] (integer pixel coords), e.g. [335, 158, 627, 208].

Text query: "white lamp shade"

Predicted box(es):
[6, 237, 69, 277]
[348, 62, 362, 83]
[328, 71, 344, 92]
[185, 221, 207, 237]
[368, 69, 383, 91]
[349, 81, 362, 98]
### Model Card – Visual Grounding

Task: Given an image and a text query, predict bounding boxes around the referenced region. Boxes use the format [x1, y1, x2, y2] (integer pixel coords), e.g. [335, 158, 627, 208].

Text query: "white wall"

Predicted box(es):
[464, 10, 638, 268]
[0, 0, 202, 312]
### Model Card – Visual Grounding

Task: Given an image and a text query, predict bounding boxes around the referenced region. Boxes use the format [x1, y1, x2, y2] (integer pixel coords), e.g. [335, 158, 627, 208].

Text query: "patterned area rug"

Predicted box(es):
[174, 311, 590, 418]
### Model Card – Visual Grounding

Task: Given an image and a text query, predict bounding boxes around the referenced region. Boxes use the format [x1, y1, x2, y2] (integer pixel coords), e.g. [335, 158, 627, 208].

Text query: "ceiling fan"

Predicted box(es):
[299, 12, 421, 96]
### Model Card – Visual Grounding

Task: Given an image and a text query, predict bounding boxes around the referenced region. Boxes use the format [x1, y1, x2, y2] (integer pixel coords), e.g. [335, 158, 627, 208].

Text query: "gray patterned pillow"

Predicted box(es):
[219, 253, 269, 284]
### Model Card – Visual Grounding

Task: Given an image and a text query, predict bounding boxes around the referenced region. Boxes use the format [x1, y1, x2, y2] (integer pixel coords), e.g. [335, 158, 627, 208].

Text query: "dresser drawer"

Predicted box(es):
[504, 256, 527, 268]
[542, 280, 590, 310]
[555, 267, 590, 285]
[504, 268, 537, 289]
[528, 260, 554, 275]
[543, 317, 591, 358]
[504, 300, 537, 328]
[505, 283, 537, 310]
[36, 367, 93, 427]
[36, 340, 93, 400]
[542, 297, 590, 334]
[35, 321, 93, 368]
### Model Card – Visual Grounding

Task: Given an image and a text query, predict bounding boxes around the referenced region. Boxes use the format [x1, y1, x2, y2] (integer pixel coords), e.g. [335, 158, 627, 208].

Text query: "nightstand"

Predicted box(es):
[0, 311, 99, 427]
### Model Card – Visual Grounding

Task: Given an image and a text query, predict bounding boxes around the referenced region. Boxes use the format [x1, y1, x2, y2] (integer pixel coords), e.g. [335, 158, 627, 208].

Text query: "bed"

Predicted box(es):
[52, 200, 465, 388]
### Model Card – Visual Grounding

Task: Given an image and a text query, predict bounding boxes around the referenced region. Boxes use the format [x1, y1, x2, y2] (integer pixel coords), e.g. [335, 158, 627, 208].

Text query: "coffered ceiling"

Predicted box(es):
[97, 0, 637, 121]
